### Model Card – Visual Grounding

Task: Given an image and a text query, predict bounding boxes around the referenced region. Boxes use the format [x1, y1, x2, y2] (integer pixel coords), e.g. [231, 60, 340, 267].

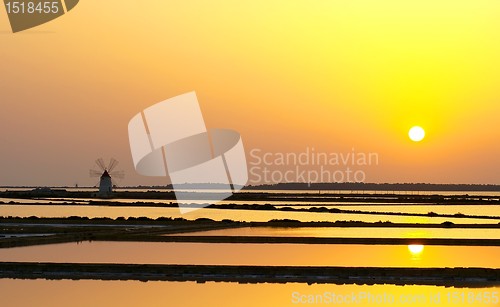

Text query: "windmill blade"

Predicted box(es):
[109, 170, 125, 179]
[89, 169, 103, 177]
[95, 158, 106, 171]
[108, 158, 119, 172]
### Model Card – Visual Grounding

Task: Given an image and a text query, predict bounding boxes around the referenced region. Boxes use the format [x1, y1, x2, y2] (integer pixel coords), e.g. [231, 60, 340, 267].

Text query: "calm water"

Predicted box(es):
[0, 280, 497, 307]
[0, 242, 498, 268]
[4, 198, 497, 219]
[0, 204, 498, 224]
[1, 186, 498, 307]
[9, 197, 500, 218]
[168, 226, 500, 240]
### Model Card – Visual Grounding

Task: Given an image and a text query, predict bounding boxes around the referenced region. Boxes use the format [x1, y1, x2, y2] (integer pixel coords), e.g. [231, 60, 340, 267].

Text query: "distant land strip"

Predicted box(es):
[0, 262, 498, 287]
[110, 235, 500, 246]
[5, 182, 498, 191]
[243, 182, 500, 192]
[1, 189, 499, 205]
[207, 204, 500, 220]
[1, 217, 499, 228]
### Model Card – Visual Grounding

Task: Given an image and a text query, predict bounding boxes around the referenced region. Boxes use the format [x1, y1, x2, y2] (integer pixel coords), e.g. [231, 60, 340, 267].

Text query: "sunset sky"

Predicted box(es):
[0, 0, 499, 186]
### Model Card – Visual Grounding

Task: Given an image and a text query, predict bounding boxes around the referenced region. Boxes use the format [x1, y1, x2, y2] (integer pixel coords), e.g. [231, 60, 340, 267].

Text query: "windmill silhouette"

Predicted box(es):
[90, 158, 124, 197]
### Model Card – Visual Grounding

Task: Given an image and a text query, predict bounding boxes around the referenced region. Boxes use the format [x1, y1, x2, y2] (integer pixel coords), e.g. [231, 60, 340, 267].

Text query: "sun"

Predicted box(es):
[408, 244, 424, 254]
[408, 126, 425, 142]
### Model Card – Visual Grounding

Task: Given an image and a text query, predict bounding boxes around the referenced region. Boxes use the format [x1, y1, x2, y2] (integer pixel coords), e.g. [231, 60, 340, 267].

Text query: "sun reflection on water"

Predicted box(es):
[408, 244, 425, 261]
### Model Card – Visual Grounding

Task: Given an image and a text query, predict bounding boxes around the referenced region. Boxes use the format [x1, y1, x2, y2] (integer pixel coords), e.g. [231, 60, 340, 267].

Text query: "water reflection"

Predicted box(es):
[0, 242, 498, 268]
[408, 244, 425, 254]
[0, 279, 497, 307]
[3, 198, 500, 218]
[408, 244, 425, 261]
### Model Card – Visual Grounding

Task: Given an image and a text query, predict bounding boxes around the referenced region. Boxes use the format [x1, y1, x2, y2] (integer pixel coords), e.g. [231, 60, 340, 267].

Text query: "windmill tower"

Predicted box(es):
[90, 158, 124, 198]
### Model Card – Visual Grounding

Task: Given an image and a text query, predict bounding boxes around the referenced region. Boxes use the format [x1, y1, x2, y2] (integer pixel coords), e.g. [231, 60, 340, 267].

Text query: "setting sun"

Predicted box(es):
[408, 126, 425, 142]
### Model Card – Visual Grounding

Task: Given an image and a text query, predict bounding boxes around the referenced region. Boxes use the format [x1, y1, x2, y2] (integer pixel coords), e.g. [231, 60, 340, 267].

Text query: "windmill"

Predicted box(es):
[90, 158, 124, 197]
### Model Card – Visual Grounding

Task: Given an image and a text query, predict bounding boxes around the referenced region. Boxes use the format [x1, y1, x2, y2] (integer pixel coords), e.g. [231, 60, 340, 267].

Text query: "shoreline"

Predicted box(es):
[0, 262, 498, 287]
[147, 235, 500, 246]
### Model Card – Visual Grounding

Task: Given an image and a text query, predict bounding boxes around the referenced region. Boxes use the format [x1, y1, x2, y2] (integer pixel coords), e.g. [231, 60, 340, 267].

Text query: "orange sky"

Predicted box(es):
[0, 0, 499, 186]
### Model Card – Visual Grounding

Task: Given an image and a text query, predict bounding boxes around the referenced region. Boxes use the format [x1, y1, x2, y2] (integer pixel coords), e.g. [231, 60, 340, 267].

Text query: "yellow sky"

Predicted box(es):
[0, 0, 499, 185]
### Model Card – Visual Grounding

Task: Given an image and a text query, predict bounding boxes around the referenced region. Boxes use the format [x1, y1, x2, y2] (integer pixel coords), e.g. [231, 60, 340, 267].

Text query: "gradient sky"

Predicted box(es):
[0, 0, 499, 186]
